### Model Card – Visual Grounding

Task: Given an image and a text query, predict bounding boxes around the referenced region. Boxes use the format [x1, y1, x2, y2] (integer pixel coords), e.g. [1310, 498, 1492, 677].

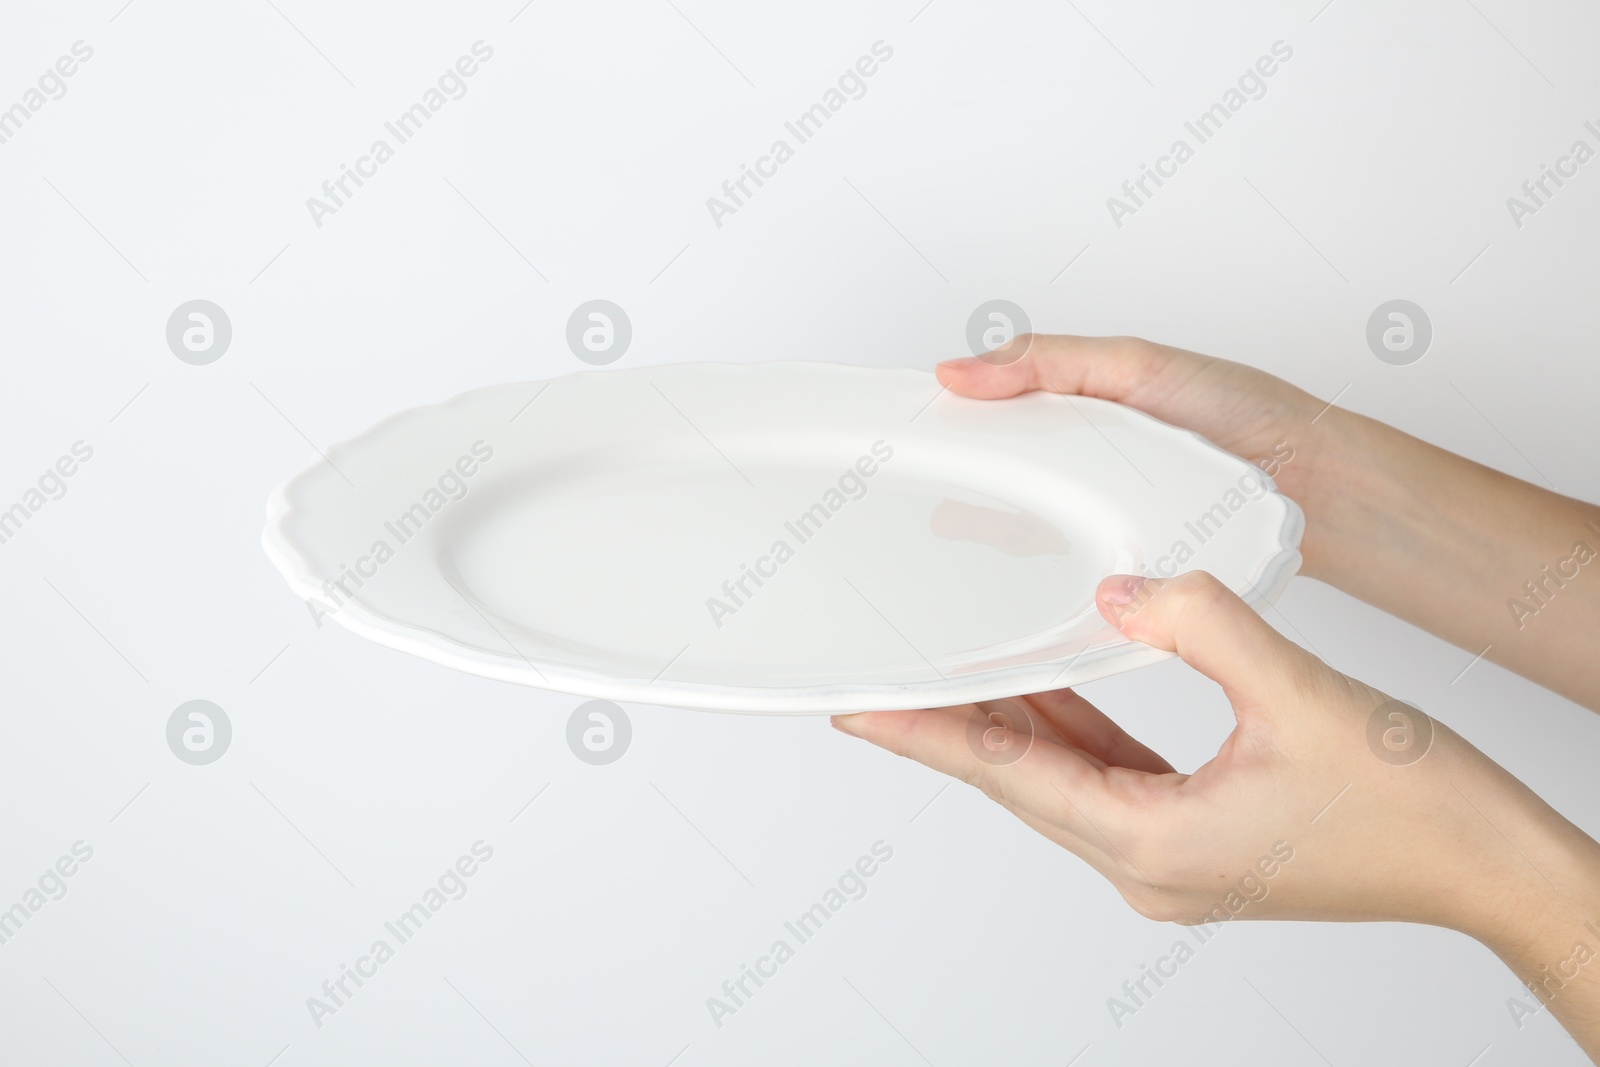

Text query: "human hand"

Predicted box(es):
[832, 571, 1600, 1055]
[941, 333, 1600, 711]
[938, 334, 1326, 525]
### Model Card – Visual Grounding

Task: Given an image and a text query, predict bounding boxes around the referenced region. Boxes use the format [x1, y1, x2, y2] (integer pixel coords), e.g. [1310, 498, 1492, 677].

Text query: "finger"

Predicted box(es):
[1096, 571, 1323, 716]
[935, 334, 1200, 402]
[986, 696, 1075, 749]
[1022, 689, 1176, 774]
[832, 704, 1117, 832]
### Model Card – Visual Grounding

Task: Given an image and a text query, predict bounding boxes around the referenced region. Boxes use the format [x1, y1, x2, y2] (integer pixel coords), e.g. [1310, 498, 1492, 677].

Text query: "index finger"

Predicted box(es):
[831, 703, 1120, 835]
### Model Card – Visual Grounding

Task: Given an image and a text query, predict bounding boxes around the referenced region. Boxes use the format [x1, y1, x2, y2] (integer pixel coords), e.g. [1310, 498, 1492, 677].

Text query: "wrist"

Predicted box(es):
[1277, 404, 1375, 585]
[1281, 403, 1445, 590]
[1453, 796, 1600, 972]
[1422, 773, 1600, 1058]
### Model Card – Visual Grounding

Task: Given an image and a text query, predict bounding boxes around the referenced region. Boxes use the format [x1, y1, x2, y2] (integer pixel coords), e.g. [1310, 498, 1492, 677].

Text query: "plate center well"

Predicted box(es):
[440, 436, 1121, 686]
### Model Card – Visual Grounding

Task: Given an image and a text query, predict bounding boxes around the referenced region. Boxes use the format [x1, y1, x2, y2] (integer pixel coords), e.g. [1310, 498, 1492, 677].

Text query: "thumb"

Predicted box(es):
[1095, 571, 1320, 715]
[935, 334, 1185, 401]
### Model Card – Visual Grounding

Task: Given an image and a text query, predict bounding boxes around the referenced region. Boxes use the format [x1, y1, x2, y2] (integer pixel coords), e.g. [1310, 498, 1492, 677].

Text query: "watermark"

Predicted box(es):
[1365, 699, 1433, 766]
[1134, 439, 1294, 581]
[0, 841, 94, 947]
[306, 840, 495, 1028]
[305, 42, 495, 229]
[0, 440, 94, 548]
[1107, 40, 1294, 229]
[167, 700, 232, 766]
[566, 700, 631, 765]
[966, 299, 1035, 365]
[1505, 120, 1600, 230]
[705, 41, 895, 228]
[566, 299, 631, 365]
[307, 441, 494, 627]
[1508, 917, 1600, 1029]
[0, 41, 94, 148]
[167, 300, 232, 365]
[706, 840, 893, 1029]
[1506, 519, 1600, 630]
[1106, 840, 1295, 1028]
[1365, 299, 1431, 366]
[705, 440, 894, 628]
[964, 699, 1036, 766]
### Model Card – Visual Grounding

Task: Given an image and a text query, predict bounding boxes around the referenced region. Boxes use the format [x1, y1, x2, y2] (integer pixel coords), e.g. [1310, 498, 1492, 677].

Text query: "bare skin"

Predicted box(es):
[834, 335, 1600, 1059]
[935, 335, 1600, 709]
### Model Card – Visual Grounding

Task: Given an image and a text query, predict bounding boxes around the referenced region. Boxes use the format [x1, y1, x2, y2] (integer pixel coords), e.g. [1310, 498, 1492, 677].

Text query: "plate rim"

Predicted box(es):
[262, 360, 1304, 714]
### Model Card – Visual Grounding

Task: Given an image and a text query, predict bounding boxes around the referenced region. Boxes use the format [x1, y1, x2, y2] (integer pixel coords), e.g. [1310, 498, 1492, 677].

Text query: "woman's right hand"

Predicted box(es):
[835, 570, 1600, 1060]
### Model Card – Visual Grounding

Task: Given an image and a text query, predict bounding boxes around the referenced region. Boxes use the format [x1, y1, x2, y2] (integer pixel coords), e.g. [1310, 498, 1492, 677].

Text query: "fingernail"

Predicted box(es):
[831, 714, 865, 737]
[1100, 574, 1146, 606]
[936, 356, 982, 372]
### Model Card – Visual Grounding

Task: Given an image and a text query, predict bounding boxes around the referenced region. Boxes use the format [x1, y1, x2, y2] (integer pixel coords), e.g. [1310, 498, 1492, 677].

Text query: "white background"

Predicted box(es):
[3, 0, 1600, 1063]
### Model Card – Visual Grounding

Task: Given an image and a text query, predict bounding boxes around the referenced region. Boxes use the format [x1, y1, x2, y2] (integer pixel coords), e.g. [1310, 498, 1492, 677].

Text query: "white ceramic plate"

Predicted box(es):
[263, 362, 1302, 713]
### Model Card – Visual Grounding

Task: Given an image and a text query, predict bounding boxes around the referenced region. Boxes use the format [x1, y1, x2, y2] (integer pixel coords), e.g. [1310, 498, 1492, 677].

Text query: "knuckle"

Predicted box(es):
[1172, 569, 1226, 601]
[1167, 571, 1233, 626]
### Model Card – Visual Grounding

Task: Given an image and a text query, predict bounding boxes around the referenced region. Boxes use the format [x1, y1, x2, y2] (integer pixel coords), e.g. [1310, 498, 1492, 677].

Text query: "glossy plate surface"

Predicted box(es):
[263, 362, 1303, 713]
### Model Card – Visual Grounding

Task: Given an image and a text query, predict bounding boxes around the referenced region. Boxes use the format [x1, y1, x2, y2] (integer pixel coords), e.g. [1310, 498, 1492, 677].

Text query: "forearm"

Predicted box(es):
[1300, 407, 1600, 710]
